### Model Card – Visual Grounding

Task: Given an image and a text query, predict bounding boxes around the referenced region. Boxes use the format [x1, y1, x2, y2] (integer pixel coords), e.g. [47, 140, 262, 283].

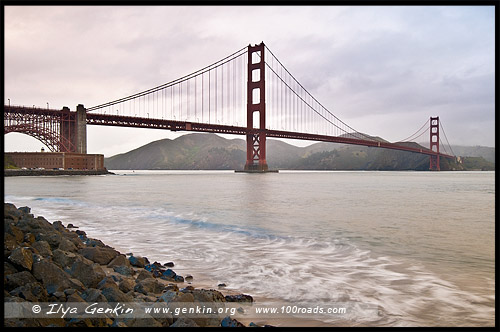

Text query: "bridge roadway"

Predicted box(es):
[4, 106, 455, 160]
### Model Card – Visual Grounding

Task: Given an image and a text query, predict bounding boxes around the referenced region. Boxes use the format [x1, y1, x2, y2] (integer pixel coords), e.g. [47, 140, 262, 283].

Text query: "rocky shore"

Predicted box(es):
[4, 203, 255, 327]
[4, 169, 114, 177]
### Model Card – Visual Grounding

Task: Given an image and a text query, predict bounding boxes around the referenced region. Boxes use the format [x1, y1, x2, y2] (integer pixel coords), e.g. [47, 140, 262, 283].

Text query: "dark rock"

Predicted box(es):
[68, 257, 106, 288]
[58, 238, 78, 253]
[24, 233, 36, 245]
[66, 292, 86, 303]
[10, 282, 48, 302]
[81, 288, 108, 303]
[79, 247, 119, 265]
[225, 294, 254, 303]
[18, 206, 31, 214]
[4, 261, 19, 275]
[134, 279, 164, 295]
[5, 271, 38, 291]
[32, 259, 73, 293]
[174, 275, 185, 282]
[5, 222, 24, 243]
[118, 278, 135, 293]
[67, 223, 78, 228]
[52, 220, 66, 232]
[113, 265, 136, 277]
[164, 283, 179, 292]
[218, 283, 227, 288]
[164, 261, 175, 267]
[129, 255, 147, 268]
[180, 286, 195, 292]
[221, 316, 245, 327]
[8, 247, 34, 270]
[66, 318, 94, 327]
[185, 274, 193, 281]
[36, 232, 63, 250]
[101, 286, 134, 303]
[171, 317, 199, 327]
[160, 268, 177, 281]
[75, 230, 86, 237]
[52, 249, 79, 269]
[191, 289, 226, 303]
[97, 276, 118, 290]
[32, 241, 52, 257]
[136, 269, 154, 282]
[107, 254, 131, 268]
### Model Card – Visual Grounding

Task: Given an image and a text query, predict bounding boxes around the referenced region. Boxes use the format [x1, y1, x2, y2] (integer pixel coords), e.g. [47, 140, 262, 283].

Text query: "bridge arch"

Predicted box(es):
[5, 124, 61, 152]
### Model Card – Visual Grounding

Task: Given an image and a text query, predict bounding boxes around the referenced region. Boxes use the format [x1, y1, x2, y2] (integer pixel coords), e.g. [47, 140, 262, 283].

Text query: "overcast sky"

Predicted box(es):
[4, 5, 495, 157]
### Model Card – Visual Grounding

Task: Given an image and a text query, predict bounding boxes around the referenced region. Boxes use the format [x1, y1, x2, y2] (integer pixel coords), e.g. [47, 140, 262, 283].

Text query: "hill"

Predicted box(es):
[104, 133, 495, 171]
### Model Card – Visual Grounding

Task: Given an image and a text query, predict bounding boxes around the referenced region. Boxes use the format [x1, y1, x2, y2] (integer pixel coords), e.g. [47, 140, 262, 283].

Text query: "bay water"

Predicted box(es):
[4, 171, 495, 326]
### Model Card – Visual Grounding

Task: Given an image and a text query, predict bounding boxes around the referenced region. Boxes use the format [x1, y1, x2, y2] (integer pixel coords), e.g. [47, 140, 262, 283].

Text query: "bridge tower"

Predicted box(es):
[429, 116, 440, 171]
[244, 42, 269, 172]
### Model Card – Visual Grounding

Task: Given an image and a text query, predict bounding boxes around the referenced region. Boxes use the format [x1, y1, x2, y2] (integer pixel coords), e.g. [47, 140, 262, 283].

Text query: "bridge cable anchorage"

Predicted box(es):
[262, 45, 378, 142]
[86, 46, 248, 112]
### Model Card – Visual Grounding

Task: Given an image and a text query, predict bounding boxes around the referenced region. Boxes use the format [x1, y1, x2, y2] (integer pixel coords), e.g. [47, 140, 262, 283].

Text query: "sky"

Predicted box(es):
[4, 5, 495, 157]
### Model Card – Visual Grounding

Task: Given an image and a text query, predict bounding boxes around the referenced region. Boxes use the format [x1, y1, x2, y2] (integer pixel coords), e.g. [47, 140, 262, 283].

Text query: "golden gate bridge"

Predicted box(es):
[4, 42, 455, 171]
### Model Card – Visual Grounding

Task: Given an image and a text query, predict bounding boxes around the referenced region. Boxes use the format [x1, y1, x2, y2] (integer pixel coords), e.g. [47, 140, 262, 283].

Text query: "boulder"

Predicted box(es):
[220, 316, 245, 327]
[32, 241, 52, 257]
[32, 259, 73, 293]
[107, 254, 131, 268]
[128, 255, 148, 268]
[8, 247, 34, 271]
[118, 278, 135, 293]
[135, 270, 154, 282]
[171, 318, 199, 327]
[113, 265, 135, 277]
[79, 247, 119, 265]
[5, 271, 38, 291]
[101, 286, 134, 303]
[35, 232, 63, 250]
[97, 276, 118, 290]
[58, 238, 78, 253]
[81, 288, 108, 303]
[134, 279, 164, 295]
[225, 294, 254, 303]
[52, 249, 79, 269]
[190, 289, 226, 303]
[10, 282, 48, 302]
[68, 257, 106, 288]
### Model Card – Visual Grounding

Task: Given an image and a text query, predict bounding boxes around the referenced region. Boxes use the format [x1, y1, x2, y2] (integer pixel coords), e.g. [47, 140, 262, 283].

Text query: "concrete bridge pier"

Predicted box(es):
[76, 104, 87, 154]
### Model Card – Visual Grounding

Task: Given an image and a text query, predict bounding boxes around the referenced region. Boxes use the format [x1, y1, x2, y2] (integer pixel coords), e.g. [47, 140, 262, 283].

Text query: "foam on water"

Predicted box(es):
[5, 195, 494, 326]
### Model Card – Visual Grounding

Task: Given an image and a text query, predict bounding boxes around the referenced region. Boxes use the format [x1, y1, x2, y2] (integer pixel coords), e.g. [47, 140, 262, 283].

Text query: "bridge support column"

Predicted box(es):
[76, 104, 87, 154]
[243, 42, 271, 172]
[429, 116, 440, 171]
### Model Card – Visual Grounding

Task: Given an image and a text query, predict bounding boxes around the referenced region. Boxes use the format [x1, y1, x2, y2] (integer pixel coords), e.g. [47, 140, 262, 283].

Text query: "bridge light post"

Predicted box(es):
[8, 98, 10, 106]
[47, 102, 49, 109]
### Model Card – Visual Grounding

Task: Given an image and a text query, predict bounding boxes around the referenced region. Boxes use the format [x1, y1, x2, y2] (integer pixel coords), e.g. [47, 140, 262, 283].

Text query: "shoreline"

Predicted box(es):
[4, 203, 260, 327]
[4, 169, 114, 177]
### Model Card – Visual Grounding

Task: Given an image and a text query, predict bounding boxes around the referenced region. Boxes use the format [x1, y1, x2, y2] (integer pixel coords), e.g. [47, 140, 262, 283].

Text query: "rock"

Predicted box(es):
[81, 288, 108, 303]
[66, 318, 94, 327]
[66, 292, 86, 303]
[180, 286, 195, 292]
[190, 289, 226, 303]
[67, 223, 78, 228]
[171, 318, 199, 327]
[160, 268, 177, 281]
[174, 275, 185, 282]
[163, 261, 175, 267]
[5, 222, 24, 243]
[68, 257, 106, 288]
[10, 282, 48, 302]
[134, 279, 164, 295]
[164, 283, 179, 292]
[221, 316, 245, 327]
[97, 276, 118, 290]
[107, 254, 131, 268]
[18, 206, 31, 214]
[52, 220, 66, 232]
[79, 247, 119, 265]
[4, 261, 19, 275]
[129, 255, 147, 268]
[218, 283, 227, 288]
[52, 249, 79, 269]
[225, 294, 254, 303]
[8, 247, 34, 270]
[185, 274, 193, 281]
[32, 259, 73, 293]
[118, 278, 135, 293]
[36, 232, 63, 250]
[24, 233, 36, 245]
[113, 265, 135, 277]
[135, 269, 154, 282]
[58, 238, 78, 253]
[32, 241, 52, 257]
[5, 271, 38, 291]
[75, 230, 87, 237]
[101, 286, 134, 303]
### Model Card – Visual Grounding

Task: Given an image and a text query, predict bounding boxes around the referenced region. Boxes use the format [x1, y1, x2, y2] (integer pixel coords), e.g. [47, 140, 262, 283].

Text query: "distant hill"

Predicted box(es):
[104, 133, 495, 171]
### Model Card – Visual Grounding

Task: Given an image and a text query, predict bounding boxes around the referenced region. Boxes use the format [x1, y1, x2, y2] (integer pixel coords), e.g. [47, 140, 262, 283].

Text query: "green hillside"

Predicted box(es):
[104, 133, 494, 171]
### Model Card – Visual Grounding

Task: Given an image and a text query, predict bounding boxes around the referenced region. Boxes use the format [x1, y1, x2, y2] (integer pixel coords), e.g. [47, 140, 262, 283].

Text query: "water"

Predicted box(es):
[4, 171, 495, 326]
